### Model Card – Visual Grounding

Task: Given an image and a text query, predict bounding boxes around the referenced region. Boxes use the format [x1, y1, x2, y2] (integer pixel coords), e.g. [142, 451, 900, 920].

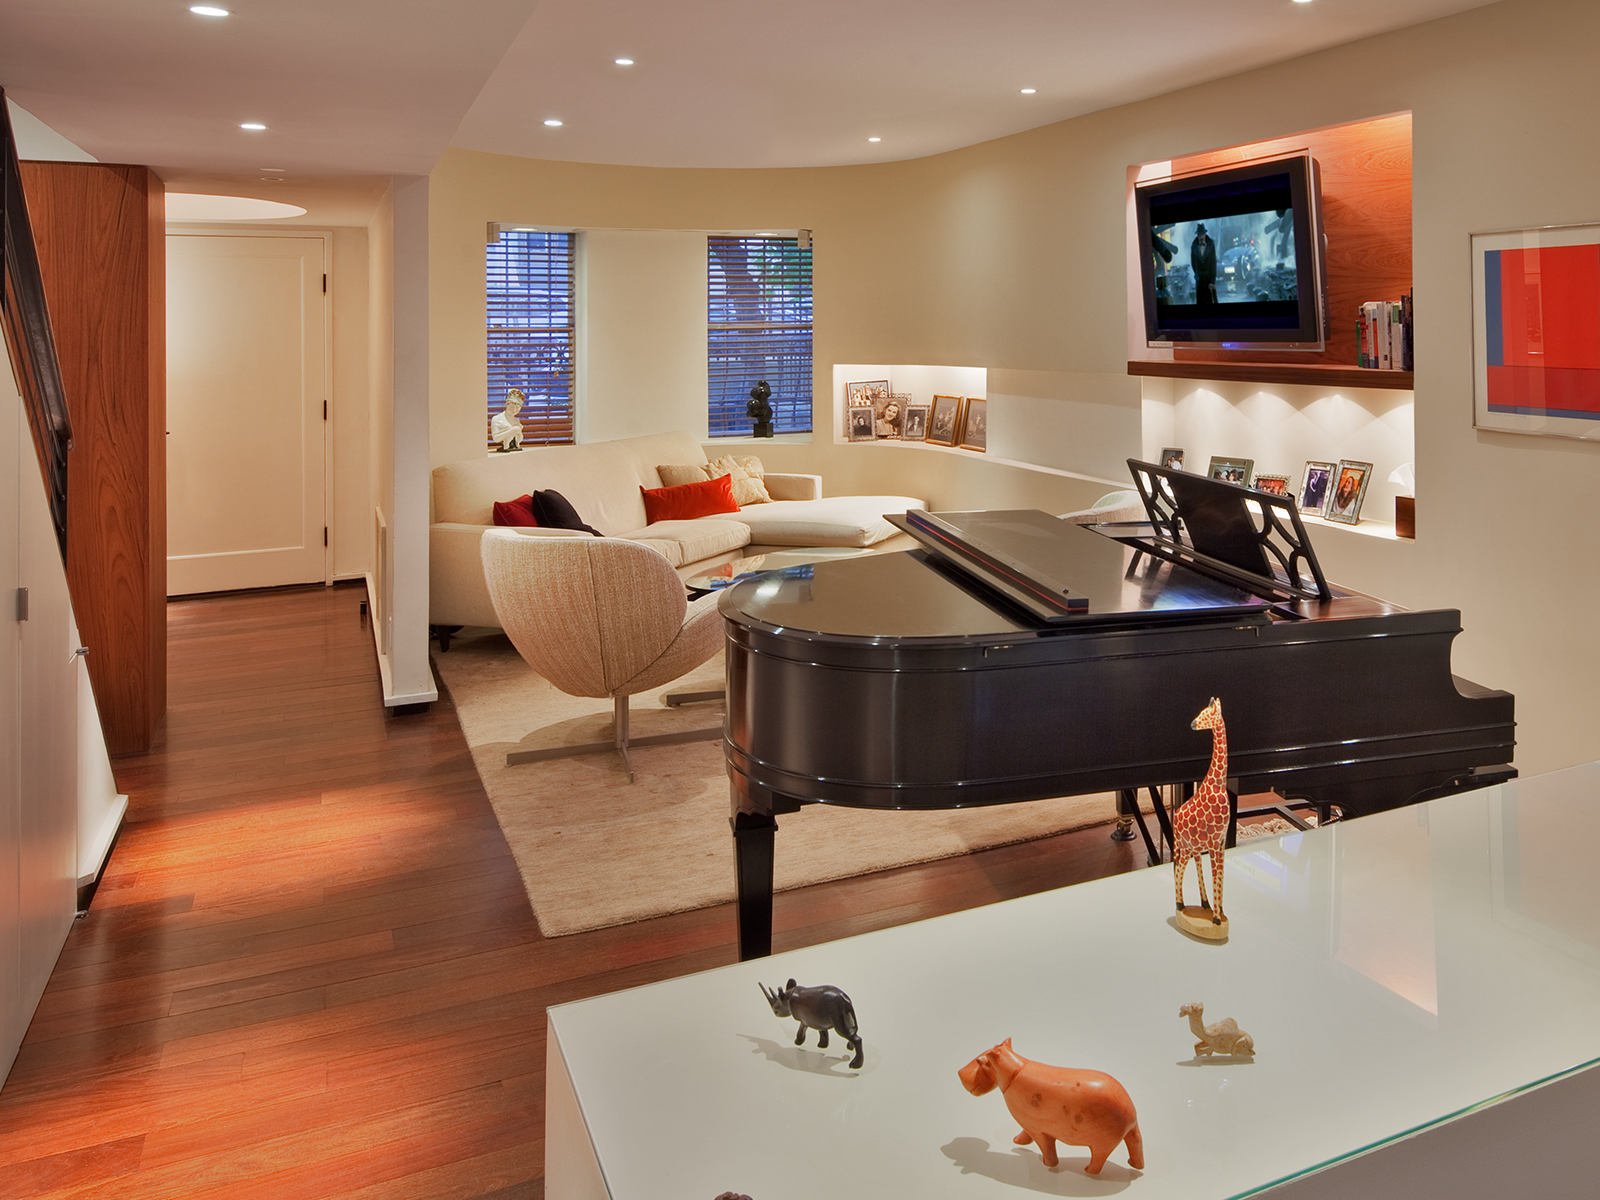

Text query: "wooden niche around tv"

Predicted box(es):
[1130, 112, 1412, 383]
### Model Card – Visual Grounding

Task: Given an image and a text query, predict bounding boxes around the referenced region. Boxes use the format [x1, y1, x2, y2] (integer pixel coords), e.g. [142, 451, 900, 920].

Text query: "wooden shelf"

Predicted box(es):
[1128, 360, 1414, 390]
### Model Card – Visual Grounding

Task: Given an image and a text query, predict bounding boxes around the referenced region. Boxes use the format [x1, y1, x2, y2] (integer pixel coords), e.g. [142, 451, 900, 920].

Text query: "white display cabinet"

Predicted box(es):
[548, 765, 1600, 1198]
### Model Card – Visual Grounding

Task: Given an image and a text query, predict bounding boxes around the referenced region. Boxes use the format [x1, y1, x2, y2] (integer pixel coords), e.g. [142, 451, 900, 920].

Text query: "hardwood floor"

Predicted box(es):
[0, 583, 1144, 1197]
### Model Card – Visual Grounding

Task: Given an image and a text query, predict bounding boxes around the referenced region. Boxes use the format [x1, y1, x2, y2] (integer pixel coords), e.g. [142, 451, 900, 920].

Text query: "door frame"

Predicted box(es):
[165, 225, 335, 585]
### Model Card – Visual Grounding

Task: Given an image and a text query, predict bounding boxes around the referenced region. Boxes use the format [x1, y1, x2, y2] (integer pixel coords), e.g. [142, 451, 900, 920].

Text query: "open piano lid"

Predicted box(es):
[888, 462, 1330, 627]
[887, 508, 1273, 628]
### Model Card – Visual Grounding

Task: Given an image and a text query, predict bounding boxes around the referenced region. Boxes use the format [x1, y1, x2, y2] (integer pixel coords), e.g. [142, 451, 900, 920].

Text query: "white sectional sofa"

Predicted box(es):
[429, 430, 924, 633]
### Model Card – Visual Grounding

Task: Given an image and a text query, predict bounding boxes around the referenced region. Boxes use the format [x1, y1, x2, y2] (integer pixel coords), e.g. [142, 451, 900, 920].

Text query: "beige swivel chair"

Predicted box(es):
[480, 529, 725, 783]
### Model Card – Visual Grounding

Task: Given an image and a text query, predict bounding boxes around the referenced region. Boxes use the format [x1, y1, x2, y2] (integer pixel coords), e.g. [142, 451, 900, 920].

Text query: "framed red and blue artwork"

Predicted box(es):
[1473, 223, 1600, 439]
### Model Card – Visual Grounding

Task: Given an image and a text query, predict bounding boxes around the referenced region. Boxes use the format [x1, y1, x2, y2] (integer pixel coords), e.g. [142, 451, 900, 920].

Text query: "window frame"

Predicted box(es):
[486, 229, 577, 448]
[706, 235, 814, 438]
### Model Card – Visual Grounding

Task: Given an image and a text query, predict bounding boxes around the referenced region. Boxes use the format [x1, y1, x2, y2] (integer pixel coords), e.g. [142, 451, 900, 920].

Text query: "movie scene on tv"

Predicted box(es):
[1150, 209, 1296, 309]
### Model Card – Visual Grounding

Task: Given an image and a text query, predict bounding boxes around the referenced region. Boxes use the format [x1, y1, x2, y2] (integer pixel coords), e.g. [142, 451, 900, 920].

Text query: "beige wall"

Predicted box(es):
[579, 230, 709, 443]
[424, 0, 1600, 775]
[368, 185, 395, 651]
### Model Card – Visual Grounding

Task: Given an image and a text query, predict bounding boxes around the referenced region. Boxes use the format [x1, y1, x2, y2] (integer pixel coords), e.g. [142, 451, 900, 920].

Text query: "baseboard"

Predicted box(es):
[364, 571, 438, 710]
[77, 793, 128, 889]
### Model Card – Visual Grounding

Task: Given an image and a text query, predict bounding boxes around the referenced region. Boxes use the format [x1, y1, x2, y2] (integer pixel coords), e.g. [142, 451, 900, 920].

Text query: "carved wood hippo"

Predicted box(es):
[958, 1038, 1143, 1175]
[759, 979, 863, 1069]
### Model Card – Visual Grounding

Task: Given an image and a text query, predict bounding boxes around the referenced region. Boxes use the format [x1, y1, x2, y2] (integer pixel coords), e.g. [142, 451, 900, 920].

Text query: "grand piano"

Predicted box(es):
[718, 461, 1515, 959]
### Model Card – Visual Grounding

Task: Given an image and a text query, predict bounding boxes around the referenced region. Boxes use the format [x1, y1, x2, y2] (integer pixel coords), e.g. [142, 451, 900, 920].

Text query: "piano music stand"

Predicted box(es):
[1125, 459, 1333, 602]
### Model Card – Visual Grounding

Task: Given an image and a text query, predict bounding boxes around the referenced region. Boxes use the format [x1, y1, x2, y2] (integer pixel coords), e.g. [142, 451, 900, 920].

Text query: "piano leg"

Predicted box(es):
[1119, 788, 1162, 867]
[732, 809, 778, 961]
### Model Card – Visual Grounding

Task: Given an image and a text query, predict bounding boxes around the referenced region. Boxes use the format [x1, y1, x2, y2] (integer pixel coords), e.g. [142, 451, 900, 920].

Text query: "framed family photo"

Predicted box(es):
[1160, 447, 1184, 471]
[901, 404, 930, 441]
[926, 395, 964, 447]
[1253, 473, 1290, 498]
[1324, 460, 1373, 524]
[877, 393, 913, 440]
[1207, 456, 1254, 486]
[846, 404, 876, 442]
[958, 397, 988, 451]
[846, 379, 890, 410]
[1472, 222, 1600, 441]
[1299, 460, 1336, 515]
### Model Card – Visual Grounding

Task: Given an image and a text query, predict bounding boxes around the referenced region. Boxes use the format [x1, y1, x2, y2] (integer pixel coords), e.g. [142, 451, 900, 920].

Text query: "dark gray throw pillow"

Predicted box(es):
[531, 489, 603, 536]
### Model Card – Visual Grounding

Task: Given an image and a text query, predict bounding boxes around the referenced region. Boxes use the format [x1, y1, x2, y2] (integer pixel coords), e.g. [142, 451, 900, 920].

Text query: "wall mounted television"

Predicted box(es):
[1135, 153, 1328, 350]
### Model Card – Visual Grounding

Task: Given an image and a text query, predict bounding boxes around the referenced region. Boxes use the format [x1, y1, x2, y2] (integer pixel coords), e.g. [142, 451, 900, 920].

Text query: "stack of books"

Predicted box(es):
[1358, 292, 1412, 370]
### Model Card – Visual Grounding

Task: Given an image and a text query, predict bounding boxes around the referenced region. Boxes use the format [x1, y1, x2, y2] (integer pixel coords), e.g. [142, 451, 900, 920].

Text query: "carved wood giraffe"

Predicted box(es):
[1174, 696, 1231, 924]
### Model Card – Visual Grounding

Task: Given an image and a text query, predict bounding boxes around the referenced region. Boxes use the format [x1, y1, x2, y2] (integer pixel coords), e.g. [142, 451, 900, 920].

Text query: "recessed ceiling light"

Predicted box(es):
[259, 167, 285, 172]
[544, 118, 563, 127]
[614, 58, 634, 66]
[257, 177, 284, 183]
[240, 122, 266, 131]
[868, 136, 881, 143]
[1020, 88, 1037, 94]
[1292, 0, 1312, 4]
[190, 5, 230, 15]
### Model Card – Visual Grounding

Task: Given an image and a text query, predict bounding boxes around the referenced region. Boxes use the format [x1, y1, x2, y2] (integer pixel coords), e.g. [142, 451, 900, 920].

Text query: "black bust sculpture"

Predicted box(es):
[747, 380, 775, 438]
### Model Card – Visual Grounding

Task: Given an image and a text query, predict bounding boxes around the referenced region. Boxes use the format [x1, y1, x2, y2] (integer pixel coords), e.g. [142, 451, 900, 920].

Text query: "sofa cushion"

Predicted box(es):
[640, 474, 739, 523]
[731, 495, 925, 547]
[706, 455, 773, 505]
[656, 463, 713, 489]
[615, 518, 751, 568]
[533, 489, 603, 536]
[431, 431, 709, 532]
[491, 494, 538, 527]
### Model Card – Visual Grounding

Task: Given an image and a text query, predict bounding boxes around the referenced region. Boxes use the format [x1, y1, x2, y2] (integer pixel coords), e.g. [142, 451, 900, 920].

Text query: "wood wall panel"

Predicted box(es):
[18, 162, 165, 755]
[1163, 112, 1412, 369]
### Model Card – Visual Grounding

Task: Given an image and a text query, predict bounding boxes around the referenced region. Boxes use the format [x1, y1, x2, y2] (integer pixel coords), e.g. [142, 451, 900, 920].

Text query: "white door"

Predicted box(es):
[166, 234, 328, 594]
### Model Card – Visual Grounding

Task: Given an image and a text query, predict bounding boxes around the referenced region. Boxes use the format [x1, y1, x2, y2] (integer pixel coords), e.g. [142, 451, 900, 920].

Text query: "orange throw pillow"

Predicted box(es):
[640, 474, 739, 523]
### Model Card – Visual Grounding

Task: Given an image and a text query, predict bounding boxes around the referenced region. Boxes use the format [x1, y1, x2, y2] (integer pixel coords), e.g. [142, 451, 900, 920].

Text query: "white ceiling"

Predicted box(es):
[2, 0, 1501, 182]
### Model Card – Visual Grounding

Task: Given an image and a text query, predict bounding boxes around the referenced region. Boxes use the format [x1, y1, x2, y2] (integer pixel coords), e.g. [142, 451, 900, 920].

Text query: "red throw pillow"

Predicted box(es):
[492, 494, 538, 527]
[640, 474, 739, 523]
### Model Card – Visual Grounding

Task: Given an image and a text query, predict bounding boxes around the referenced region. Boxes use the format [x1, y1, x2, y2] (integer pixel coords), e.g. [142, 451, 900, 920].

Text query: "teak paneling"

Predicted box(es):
[19, 162, 166, 755]
[1159, 113, 1412, 371]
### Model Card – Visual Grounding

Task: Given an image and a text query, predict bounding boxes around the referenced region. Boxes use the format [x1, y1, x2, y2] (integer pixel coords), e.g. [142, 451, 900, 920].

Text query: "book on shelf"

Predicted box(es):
[1357, 292, 1412, 371]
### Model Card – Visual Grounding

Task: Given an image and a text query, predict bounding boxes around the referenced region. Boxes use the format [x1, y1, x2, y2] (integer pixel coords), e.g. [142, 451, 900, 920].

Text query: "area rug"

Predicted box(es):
[432, 633, 1127, 937]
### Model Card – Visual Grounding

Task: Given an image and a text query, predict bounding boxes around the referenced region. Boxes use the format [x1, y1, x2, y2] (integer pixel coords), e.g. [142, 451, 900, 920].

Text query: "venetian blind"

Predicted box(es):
[707, 236, 813, 437]
[486, 230, 576, 446]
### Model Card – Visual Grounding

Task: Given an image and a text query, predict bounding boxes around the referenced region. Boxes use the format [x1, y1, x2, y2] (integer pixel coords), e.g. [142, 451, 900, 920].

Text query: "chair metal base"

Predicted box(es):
[504, 694, 722, 783]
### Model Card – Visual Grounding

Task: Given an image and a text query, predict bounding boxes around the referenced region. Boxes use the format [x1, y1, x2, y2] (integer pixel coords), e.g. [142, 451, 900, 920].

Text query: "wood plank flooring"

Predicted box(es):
[0, 583, 1143, 1197]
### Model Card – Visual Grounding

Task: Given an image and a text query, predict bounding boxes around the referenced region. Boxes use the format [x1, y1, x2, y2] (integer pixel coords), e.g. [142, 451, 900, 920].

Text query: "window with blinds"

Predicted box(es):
[486, 230, 576, 446]
[707, 236, 813, 437]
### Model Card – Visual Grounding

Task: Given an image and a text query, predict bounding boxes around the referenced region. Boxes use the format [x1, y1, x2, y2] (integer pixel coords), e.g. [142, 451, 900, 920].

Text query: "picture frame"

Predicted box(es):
[1160, 447, 1185, 471]
[846, 379, 890, 410]
[957, 397, 988, 452]
[875, 392, 912, 440]
[1207, 456, 1254, 486]
[1324, 460, 1373, 525]
[846, 404, 877, 443]
[1299, 460, 1336, 515]
[901, 404, 930, 441]
[1472, 222, 1600, 441]
[926, 395, 964, 447]
[1253, 473, 1290, 498]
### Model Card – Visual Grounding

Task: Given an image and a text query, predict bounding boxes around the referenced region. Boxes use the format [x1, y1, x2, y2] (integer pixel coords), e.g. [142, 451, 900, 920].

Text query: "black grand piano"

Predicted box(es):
[718, 461, 1514, 959]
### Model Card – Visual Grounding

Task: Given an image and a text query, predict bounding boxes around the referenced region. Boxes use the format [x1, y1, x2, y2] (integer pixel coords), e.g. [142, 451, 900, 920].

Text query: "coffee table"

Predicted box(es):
[684, 545, 887, 596]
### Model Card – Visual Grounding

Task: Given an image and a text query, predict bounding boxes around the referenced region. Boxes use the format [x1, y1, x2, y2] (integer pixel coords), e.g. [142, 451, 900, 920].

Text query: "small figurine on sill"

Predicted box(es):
[759, 978, 863, 1069]
[491, 388, 525, 452]
[958, 1039, 1144, 1175]
[747, 379, 775, 438]
[1179, 1002, 1255, 1058]
[1173, 696, 1232, 940]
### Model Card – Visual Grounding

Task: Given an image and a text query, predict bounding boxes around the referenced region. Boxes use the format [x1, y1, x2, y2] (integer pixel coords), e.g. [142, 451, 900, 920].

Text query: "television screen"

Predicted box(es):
[1136, 155, 1326, 349]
